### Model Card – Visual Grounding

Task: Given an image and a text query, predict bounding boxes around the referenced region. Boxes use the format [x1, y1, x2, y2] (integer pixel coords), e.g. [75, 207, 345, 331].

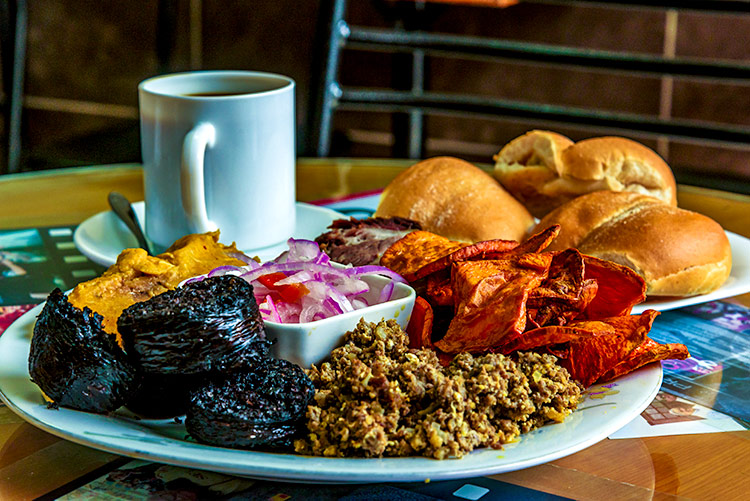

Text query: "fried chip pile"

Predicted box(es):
[388, 227, 689, 387]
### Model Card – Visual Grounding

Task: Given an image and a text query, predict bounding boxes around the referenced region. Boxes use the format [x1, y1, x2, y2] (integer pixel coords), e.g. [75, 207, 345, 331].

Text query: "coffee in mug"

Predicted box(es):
[138, 70, 296, 252]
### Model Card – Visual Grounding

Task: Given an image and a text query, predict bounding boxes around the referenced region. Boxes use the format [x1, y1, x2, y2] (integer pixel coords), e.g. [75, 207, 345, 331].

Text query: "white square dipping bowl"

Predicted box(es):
[264, 273, 416, 368]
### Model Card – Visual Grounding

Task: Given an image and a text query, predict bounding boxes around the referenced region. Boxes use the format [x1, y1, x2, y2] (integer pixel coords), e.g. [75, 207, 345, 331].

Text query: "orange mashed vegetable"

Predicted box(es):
[68, 231, 245, 345]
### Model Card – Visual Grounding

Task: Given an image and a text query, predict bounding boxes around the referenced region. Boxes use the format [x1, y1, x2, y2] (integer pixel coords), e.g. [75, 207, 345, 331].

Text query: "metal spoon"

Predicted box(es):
[107, 191, 153, 255]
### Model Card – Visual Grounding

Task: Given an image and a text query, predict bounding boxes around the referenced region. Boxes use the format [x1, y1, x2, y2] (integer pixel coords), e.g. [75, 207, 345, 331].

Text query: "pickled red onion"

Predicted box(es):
[200, 238, 406, 324]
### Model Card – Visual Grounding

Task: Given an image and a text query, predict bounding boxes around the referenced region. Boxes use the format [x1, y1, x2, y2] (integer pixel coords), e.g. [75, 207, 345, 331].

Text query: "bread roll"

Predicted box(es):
[374, 156, 534, 243]
[494, 131, 677, 218]
[532, 191, 731, 296]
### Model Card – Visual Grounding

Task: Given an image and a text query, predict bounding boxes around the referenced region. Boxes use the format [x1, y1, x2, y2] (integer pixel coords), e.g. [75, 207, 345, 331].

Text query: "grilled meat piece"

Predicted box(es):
[186, 358, 315, 449]
[315, 217, 422, 266]
[29, 288, 139, 413]
[117, 275, 270, 375]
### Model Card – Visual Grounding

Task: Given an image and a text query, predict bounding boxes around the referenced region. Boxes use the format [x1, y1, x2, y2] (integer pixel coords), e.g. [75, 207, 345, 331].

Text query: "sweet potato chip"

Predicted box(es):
[406, 296, 434, 350]
[531, 249, 585, 302]
[425, 273, 454, 306]
[435, 254, 552, 353]
[500, 319, 608, 354]
[380, 231, 467, 279]
[526, 280, 599, 329]
[547, 310, 660, 387]
[599, 337, 690, 382]
[527, 249, 597, 328]
[408, 238, 519, 282]
[508, 225, 560, 256]
[382, 225, 683, 386]
[580, 255, 646, 319]
[407, 226, 559, 284]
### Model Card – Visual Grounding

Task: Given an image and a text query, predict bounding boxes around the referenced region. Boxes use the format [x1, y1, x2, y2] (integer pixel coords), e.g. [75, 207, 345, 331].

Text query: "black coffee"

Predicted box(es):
[183, 91, 249, 97]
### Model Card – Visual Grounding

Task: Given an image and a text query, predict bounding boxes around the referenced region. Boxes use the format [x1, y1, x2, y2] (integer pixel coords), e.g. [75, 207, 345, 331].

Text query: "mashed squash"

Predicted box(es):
[68, 231, 245, 344]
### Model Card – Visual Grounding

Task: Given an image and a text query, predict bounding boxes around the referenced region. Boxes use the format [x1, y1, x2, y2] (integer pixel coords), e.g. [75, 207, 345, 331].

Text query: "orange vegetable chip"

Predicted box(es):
[508, 224, 560, 256]
[580, 255, 646, 319]
[500, 319, 606, 353]
[531, 249, 585, 301]
[599, 336, 690, 382]
[526, 280, 598, 329]
[408, 238, 519, 282]
[527, 249, 597, 328]
[380, 231, 466, 279]
[406, 296, 434, 349]
[424, 273, 454, 306]
[409, 226, 559, 283]
[544, 310, 660, 387]
[435, 254, 553, 353]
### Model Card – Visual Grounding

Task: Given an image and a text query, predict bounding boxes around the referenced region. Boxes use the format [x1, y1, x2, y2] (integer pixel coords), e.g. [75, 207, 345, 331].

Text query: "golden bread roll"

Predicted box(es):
[494, 131, 677, 218]
[375, 156, 535, 242]
[532, 191, 731, 296]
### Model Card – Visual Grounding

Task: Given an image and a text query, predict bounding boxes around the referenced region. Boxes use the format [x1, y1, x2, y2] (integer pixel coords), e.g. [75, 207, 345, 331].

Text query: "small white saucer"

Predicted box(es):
[74, 202, 344, 266]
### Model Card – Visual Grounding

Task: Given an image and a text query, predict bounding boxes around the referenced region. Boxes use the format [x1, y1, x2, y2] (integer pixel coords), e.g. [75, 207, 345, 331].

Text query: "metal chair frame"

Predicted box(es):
[307, 0, 750, 173]
[1, 0, 27, 175]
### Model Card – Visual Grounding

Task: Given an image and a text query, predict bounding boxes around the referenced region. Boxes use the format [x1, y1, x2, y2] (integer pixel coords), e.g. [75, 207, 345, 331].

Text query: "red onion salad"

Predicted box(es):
[187, 238, 407, 324]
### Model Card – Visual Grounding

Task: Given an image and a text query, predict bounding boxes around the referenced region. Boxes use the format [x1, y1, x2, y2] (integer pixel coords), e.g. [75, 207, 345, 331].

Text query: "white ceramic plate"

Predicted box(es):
[74, 202, 344, 266]
[0, 304, 661, 483]
[632, 231, 750, 314]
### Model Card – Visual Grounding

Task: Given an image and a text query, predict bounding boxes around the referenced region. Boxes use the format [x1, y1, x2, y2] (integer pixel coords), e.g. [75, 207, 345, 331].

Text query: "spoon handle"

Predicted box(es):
[107, 192, 153, 255]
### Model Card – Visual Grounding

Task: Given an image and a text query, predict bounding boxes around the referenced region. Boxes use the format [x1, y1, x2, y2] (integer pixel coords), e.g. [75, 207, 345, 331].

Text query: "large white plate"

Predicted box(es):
[632, 231, 750, 314]
[74, 202, 344, 267]
[0, 304, 661, 483]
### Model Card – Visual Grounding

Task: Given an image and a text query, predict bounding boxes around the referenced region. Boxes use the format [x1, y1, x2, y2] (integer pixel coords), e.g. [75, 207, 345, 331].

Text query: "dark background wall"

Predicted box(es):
[2, 1, 749, 191]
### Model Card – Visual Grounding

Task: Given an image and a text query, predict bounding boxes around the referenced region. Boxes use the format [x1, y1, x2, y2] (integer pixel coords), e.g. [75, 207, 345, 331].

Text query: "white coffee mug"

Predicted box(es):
[138, 70, 296, 251]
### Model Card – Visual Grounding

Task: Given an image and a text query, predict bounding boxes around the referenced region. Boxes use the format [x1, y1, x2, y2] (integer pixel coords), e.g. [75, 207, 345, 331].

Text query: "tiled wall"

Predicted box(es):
[3, 1, 749, 192]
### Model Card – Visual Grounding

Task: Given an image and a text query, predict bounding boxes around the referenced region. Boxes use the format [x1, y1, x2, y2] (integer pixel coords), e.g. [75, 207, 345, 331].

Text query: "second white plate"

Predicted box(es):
[73, 202, 344, 266]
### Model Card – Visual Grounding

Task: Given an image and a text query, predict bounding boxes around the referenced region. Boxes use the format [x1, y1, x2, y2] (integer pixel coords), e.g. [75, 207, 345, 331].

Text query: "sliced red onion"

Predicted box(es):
[277, 301, 302, 323]
[378, 279, 395, 304]
[208, 265, 244, 277]
[239, 261, 352, 284]
[300, 297, 331, 323]
[351, 298, 368, 309]
[201, 238, 406, 324]
[264, 295, 282, 323]
[287, 238, 322, 261]
[342, 264, 408, 283]
[227, 251, 259, 267]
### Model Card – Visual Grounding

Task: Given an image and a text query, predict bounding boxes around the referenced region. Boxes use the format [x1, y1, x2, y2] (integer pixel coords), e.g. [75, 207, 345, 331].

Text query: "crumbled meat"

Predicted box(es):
[315, 217, 422, 266]
[294, 319, 581, 460]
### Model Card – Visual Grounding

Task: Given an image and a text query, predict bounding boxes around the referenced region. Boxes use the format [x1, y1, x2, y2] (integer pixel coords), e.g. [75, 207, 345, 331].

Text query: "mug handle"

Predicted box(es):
[181, 122, 218, 233]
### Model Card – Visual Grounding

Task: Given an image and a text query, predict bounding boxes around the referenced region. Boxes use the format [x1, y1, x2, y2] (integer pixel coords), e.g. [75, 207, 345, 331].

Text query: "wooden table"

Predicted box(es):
[1, 159, 748, 500]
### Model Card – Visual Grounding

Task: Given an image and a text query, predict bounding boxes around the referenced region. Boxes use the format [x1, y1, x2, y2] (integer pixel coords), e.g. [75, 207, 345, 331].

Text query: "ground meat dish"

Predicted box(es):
[294, 319, 581, 460]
